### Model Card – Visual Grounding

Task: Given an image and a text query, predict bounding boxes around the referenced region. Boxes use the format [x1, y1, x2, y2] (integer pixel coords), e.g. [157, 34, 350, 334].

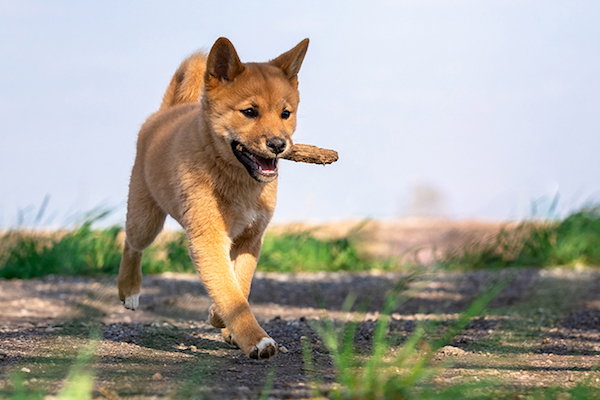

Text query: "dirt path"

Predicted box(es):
[2, 266, 600, 399]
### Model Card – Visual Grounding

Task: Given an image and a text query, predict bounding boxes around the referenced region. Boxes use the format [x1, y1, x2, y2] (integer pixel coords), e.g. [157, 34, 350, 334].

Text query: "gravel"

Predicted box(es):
[1, 268, 600, 398]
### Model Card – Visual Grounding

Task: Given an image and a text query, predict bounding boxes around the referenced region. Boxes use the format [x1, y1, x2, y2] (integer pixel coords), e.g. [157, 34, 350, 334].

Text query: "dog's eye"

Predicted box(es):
[281, 110, 291, 120]
[241, 108, 258, 118]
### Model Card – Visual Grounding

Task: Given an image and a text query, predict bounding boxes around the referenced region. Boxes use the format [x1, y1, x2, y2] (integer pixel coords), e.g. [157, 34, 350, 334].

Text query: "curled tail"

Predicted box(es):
[160, 52, 208, 110]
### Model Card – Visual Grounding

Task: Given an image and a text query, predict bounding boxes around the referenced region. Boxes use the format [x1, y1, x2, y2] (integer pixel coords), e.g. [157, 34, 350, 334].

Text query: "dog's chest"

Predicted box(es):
[229, 205, 263, 239]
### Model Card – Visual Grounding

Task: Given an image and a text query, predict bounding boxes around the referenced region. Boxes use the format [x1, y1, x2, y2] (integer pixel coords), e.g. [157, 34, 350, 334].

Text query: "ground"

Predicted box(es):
[1, 220, 600, 399]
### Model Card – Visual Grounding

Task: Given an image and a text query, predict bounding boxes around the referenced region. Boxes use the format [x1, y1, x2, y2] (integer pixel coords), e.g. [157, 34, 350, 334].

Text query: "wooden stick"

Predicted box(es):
[283, 143, 339, 165]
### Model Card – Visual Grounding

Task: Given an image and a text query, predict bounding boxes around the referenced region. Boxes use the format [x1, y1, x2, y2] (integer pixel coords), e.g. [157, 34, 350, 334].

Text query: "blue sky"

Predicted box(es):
[1, 1, 599, 226]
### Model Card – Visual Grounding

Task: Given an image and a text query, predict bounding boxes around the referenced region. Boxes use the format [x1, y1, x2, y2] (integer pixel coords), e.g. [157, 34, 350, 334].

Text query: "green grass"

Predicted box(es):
[305, 275, 509, 399]
[442, 206, 600, 270]
[2, 205, 600, 279]
[0, 221, 172, 279]
[0, 221, 123, 279]
[302, 273, 600, 400]
[0, 221, 400, 279]
[258, 230, 400, 273]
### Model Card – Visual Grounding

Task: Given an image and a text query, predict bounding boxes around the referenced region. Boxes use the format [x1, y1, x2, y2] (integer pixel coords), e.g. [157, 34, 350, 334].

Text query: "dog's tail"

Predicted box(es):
[159, 52, 208, 110]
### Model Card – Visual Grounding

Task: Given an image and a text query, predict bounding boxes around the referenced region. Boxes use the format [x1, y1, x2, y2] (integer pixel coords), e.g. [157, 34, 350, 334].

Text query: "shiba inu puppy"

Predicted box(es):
[117, 37, 309, 360]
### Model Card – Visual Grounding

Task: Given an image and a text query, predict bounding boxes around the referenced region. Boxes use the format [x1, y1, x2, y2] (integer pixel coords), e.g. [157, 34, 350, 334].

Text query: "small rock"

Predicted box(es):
[97, 387, 119, 400]
[436, 346, 467, 359]
[278, 346, 288, 354]
[190, 345, 198, 352]
[21, 367, 31, 373]
[151, 372, 163, 381]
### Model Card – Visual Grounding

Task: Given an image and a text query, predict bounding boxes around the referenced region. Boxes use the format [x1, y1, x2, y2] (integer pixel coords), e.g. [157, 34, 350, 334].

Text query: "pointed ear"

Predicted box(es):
[205, 37, 245, 87]
[270, 38, 309, 84]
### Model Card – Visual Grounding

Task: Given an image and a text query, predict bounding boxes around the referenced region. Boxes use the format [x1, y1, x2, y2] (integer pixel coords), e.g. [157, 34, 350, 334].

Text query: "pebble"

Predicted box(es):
[436, 346, 467, 358]
[151, 372, 163, 381]
[21, 367, 31, 373]
[278, 345, 288, 354]
[97, 387, 119, 400]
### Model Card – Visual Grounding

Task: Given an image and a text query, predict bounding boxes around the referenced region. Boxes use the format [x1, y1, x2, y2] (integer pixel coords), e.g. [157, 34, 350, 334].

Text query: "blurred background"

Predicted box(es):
[1, 0, 599, 228]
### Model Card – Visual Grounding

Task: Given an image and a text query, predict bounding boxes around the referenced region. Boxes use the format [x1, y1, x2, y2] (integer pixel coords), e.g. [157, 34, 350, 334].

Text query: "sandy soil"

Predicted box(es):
[1, 220, 600, 399]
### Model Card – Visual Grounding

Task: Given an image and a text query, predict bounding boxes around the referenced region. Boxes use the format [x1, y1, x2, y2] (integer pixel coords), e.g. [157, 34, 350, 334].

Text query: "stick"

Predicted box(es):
[283, 144, 339, 165]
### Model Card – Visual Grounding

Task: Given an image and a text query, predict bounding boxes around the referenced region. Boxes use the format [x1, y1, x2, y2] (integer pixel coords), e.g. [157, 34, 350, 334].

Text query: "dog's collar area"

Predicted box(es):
[231, 141, 278, 182]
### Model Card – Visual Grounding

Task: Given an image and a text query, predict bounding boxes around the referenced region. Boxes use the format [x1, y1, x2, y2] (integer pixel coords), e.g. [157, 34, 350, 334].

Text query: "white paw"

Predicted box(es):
[123, 293, 140, 310]
[249, 337, 278, 360]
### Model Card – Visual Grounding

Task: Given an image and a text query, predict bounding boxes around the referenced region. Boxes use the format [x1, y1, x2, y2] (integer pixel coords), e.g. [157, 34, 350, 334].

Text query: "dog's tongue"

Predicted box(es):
[256, 156, 277, 172]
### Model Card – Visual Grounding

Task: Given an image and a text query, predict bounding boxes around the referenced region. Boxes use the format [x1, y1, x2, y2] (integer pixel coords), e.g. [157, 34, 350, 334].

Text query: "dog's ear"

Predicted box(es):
[270, 38, 309, 87]
[205, 37, 245, 89]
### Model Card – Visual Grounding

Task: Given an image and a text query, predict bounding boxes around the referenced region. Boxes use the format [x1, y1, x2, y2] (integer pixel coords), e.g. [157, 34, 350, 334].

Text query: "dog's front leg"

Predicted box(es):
[231, 221, 268, 299]
[189, 230, 277, 360]
[209, 221, 268, 335]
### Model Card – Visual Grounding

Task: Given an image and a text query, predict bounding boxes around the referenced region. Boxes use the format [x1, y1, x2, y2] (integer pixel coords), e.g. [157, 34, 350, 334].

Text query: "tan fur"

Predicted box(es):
[118, 37, 309, 360]
[160, 52, 207, 109]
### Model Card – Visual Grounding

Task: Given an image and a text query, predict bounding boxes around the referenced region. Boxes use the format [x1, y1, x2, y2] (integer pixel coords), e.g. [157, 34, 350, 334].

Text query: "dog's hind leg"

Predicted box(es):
[118, 171, 166, 310]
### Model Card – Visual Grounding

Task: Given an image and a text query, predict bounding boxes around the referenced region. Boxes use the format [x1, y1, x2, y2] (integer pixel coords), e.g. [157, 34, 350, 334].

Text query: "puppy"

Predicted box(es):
[118, 37, 309, 360]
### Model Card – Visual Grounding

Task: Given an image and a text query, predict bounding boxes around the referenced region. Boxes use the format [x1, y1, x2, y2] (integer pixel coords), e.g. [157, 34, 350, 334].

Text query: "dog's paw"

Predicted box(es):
[248, 337, 278, 360]
[209, 304, 226, 328]
[123, 293, 140, 310]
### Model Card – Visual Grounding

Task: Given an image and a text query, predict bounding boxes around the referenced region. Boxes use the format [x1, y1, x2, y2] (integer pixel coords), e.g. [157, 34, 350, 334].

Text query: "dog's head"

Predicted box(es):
[202, 37, 309, 183]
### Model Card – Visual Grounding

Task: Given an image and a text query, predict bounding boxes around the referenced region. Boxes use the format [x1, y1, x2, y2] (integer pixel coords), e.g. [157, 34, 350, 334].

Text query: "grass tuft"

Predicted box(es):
[443, 206, 600, 270]
[0, 221, 400, 279]
[0, 222, 123, 279]
[307, 274, 509, 399]
[258, 230, 397, 273]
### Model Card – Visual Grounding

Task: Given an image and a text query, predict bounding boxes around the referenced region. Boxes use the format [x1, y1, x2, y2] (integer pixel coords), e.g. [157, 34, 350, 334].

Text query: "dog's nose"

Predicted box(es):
[266, 137, 287, 155]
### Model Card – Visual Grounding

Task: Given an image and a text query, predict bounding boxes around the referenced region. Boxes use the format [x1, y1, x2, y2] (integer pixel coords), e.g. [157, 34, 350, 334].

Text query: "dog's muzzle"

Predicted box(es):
[231, 141, 279, 183]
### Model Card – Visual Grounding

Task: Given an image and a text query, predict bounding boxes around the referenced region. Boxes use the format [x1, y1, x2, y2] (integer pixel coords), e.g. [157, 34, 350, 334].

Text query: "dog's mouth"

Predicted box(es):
[231, 141, 279, 182]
